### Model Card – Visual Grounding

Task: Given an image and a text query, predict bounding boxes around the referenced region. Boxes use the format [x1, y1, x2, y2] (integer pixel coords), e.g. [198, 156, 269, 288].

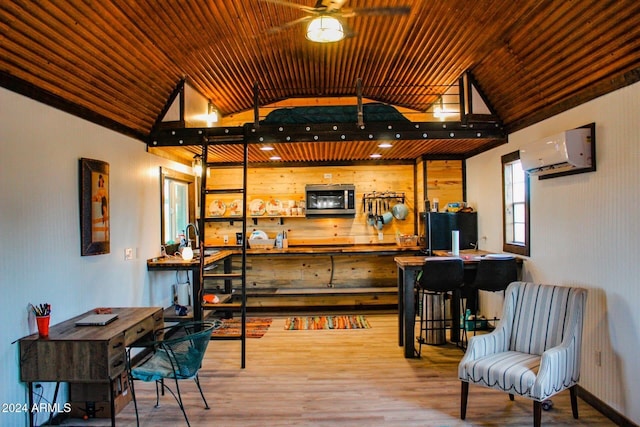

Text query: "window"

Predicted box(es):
[164, 178, 189, 243]
[160, 167, 195, 245]
[502, 151, 530, 256]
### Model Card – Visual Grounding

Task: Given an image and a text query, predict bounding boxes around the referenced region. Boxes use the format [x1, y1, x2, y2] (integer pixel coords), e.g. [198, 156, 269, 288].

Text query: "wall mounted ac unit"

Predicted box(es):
[520, 126, 594, 178]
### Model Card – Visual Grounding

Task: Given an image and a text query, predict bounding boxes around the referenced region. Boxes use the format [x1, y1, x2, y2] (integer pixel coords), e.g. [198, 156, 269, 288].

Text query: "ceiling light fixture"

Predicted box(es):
[378, 142, 393, 148]
[370, 153, 382, 158]
[192, 154, 203, 176]
[269, 155, 282, 161]
[260, 145, 275, 151]
[306, 16, 345, 43]
[433, 97, 445, 121]
[207, 102, 219, 126]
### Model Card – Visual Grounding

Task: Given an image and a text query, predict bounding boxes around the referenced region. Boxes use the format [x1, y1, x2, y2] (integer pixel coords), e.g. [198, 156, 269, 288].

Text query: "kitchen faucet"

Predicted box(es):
[185, 222, 199, 249]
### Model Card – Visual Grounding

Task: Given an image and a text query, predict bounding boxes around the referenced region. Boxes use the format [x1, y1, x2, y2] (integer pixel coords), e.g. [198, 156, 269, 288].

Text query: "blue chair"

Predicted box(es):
[128, 320, 221, 426]
[458, 282, 587, 427]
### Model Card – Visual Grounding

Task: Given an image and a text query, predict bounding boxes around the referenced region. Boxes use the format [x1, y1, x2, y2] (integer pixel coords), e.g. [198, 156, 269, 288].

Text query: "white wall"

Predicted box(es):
[466, 81, 640, 424]
[0, 88, 188, 426]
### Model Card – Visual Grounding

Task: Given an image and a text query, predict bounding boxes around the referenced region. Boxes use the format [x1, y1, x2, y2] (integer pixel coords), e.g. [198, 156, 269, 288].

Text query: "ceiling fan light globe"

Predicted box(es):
[306, 16, 344, 42]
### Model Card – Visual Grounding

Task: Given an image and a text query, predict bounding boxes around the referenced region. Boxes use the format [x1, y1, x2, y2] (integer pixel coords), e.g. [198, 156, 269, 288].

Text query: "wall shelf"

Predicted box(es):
[205, 215, 307, 225]
[204, 216, 245, 225]
[251, 215, 306, 225]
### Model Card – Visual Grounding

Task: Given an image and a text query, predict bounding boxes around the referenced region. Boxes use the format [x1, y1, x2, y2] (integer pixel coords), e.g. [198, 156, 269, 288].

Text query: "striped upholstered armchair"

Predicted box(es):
[458, 281, 587, 427]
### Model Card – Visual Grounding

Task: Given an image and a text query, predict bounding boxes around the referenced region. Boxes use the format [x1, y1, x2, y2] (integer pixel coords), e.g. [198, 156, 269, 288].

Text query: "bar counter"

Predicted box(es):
[395, 249, 524, 358]
[147, 246, 422, 320]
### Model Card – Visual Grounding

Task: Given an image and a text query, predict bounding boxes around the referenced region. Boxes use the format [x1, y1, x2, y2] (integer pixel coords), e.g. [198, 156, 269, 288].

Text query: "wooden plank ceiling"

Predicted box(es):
[2, 0, 640, 165]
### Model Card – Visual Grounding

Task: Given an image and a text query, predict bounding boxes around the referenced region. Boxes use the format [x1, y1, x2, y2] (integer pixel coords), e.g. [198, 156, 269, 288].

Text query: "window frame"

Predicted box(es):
[501, 151, 530, 256]
[159, 167, 196, 246]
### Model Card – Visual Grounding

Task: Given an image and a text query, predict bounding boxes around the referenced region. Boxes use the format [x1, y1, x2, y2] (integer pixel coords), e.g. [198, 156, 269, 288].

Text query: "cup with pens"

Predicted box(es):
[31, 303, 51, 338]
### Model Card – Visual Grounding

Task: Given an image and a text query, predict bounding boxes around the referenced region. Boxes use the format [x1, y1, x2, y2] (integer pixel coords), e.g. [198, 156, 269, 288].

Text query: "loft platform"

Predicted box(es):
[147, 73, 506, 164]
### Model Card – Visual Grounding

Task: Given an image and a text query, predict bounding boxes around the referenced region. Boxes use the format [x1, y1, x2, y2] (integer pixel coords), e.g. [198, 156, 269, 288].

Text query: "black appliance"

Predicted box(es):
[420, 212, 478, 255]
[305, 184, 356, 217]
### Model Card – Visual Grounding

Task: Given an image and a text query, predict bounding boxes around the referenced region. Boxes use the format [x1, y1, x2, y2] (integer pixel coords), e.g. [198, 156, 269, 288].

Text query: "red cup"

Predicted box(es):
[36, 315, 50, 338]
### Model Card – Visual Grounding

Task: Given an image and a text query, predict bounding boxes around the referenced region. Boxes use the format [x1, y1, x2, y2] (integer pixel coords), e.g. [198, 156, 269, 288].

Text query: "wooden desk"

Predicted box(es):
[147, 250, 234, 321]
[19, 307, 163, 426]
[394, 250, 494, 358]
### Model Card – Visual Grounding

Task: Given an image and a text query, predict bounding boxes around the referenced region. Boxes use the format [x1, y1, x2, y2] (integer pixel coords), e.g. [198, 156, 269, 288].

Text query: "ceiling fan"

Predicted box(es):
[259, 0, 411, 42]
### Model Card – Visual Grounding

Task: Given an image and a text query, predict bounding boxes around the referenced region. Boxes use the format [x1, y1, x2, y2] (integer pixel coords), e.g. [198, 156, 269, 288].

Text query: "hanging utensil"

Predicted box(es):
[376, 198, 384, 230]
[392, 202, 409, 220]
[366, 197, 375, 225]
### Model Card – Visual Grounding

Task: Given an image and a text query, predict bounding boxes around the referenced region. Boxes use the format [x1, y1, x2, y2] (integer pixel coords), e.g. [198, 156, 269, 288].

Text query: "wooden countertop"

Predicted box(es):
[244, 244, 422, 256]
[147, 250, 234, 270]
[147, 246, 420, 267]
[19, 307, 162, 342]
[395, 249, 523, 267]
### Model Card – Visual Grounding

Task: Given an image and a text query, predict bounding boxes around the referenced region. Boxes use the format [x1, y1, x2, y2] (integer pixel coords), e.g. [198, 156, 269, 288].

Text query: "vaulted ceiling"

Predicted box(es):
[2, 0, 639, 165]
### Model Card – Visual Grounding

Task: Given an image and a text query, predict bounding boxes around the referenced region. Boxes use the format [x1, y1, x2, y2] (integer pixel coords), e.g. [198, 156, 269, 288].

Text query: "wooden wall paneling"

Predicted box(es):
[243, 255, 398, 290]
[201, 162, 463, 290]
[415, 158, 426, 213]
[330, 255, 399, 287]
[204, 165, 417, 246]
[246, 256, 332, 289]
[206, 167, 244, 190]
[425, 160, 464, 210]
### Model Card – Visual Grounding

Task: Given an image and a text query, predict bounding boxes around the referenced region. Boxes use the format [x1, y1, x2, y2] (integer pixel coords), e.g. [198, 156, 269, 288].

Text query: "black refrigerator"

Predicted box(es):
[420, 212, 478, 255]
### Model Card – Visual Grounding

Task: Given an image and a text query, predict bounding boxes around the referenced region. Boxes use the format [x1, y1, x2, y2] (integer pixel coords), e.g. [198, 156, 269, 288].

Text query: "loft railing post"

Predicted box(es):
[253, 81, 260, 129]
[356, 78, 364, 127]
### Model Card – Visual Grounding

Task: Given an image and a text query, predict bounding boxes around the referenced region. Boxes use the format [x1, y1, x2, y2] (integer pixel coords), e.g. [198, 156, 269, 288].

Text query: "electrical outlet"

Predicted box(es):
[324, 173, 332, 179]
[223, 235, 229, 244]
[124, 248, 133, 260]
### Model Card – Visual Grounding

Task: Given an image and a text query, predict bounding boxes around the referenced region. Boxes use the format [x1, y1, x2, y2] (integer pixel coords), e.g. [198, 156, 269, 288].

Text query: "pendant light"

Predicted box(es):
[192, 154, 203, 176]
[306, 16, 345, 43]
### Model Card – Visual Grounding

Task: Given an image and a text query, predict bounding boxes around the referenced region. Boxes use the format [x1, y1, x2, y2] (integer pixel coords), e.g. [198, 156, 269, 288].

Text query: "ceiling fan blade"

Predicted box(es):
[318, 0, 349, 12]
[341, 21, 357, 39]
[348, 6, 411, 16]
[259, 0, 318, 13]
[266, 15, 314, 35]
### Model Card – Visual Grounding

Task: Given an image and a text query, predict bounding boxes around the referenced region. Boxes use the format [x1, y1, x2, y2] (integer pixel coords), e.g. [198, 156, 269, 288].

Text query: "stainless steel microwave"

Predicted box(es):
[305, 184, 356, 217]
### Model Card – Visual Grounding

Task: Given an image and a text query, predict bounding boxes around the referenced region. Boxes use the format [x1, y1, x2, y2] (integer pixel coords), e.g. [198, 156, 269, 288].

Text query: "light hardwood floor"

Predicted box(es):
[63, 314, 614, 426]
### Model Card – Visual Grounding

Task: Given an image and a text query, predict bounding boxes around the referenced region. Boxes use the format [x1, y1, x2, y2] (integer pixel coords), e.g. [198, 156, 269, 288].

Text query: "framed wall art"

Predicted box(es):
[79, 158, 110, 256]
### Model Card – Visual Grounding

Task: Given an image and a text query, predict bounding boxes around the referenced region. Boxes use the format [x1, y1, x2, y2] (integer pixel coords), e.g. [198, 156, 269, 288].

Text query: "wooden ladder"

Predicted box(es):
[197, 139, 248, 368]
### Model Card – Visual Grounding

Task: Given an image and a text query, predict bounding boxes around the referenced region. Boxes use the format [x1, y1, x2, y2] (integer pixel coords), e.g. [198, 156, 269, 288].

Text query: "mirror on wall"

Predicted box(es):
[160, 167, 196, 248]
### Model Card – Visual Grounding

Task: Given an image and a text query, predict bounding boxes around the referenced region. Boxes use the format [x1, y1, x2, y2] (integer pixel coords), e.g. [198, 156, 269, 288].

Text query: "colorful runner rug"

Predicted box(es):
[284, 315, 371, 330]
[211, 317, 272, 338]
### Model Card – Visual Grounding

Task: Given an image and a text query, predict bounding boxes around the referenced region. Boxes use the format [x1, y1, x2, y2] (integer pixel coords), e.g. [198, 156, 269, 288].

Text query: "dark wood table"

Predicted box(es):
[18, 307, 163, 426]
[394, 250, 494, 358]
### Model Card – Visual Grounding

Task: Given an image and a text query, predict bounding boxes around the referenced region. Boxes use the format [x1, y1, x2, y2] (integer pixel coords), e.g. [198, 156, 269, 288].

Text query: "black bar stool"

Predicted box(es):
[416, 257, 464, 356]
[460, 256, 518, 348]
